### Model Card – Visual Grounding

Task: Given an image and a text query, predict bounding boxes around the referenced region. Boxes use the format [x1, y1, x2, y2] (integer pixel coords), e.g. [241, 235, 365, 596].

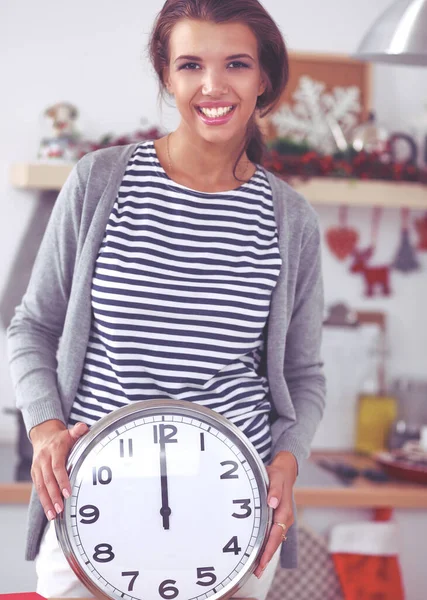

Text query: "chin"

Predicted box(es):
[195, 124, 246, 146]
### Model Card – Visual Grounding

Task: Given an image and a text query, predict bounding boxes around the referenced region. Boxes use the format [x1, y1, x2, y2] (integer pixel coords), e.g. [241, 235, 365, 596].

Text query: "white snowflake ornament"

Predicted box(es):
[271, 75, 361, 155]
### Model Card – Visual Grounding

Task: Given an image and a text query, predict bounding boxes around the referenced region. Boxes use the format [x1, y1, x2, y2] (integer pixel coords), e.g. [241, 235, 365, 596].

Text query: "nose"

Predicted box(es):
[202, 69, 229, 96]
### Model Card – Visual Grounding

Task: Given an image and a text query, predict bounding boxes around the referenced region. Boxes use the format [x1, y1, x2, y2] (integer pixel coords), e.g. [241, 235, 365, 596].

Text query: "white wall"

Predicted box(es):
[1, 0, 427, 444]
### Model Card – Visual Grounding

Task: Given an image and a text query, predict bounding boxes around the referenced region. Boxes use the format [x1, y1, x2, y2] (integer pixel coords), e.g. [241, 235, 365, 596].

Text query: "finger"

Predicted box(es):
[255, 488, 294, 577]
[56, 424, 87, 499]
[69, 422, 89, 442]
[253, 522, 284, 577]
[52, 449, 72, 501]
[32, 465, 57, 522]
[254, 468, 292, 578]
[266, 467, 286, 510]
[41, 459, 64, 516]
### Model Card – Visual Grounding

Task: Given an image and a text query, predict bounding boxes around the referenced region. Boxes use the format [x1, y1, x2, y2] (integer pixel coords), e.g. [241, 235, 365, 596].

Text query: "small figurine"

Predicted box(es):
[38, 102, 81, 161]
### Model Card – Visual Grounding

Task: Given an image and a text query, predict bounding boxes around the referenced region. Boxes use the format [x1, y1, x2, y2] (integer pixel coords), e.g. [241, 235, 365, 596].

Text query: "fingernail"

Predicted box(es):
[63, 488, 70, 499]
[47, 510, 55, 521]
[268, 497, 279, 509]
[55, 503, 62, 514]
[257, 566, 267, 579]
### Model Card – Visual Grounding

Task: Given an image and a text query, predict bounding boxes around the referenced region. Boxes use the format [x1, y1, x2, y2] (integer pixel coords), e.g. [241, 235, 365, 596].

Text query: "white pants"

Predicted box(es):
[36, 521, 281, 599]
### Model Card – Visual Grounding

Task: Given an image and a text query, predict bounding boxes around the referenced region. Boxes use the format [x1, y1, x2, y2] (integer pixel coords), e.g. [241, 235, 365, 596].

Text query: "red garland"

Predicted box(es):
[74, 127, 164, 159]
[262, 149, 427, 185]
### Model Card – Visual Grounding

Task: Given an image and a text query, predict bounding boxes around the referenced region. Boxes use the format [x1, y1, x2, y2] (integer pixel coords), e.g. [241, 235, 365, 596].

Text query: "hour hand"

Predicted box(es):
[159, 442, 171, 529]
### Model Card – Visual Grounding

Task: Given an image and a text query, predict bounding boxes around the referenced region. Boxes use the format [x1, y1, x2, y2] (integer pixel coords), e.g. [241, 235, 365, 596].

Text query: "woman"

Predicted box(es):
[7, 0, 326, 598]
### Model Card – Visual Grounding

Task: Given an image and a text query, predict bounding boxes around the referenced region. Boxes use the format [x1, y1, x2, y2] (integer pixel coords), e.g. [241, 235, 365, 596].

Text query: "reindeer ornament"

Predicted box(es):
[348, 207, 392, 297]
[349, 246, 391, 297]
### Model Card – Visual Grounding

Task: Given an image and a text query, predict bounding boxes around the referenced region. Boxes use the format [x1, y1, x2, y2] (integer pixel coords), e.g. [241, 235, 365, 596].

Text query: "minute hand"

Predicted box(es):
[159, 439, 172, 529]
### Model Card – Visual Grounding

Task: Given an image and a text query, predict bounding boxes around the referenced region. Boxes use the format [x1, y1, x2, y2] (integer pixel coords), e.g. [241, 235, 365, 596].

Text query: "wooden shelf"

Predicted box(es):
[291, 176, 427, 210]
[10, 162, 73, 191]
[9, 162, 427, 208]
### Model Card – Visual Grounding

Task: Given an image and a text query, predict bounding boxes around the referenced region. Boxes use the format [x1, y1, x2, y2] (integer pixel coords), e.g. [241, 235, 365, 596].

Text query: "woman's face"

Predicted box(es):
[164, 19, 266, 145]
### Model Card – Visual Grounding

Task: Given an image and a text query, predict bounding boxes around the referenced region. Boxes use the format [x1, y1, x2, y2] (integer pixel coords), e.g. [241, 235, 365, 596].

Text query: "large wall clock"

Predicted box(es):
[56, 399, 272, 600]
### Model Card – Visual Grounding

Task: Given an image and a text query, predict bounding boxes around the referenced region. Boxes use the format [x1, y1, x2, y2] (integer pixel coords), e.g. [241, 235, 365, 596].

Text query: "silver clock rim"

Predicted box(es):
[55, 399, 273, 600]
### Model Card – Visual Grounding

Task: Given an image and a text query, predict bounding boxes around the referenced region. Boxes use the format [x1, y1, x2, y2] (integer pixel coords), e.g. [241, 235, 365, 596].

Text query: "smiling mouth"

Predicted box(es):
[196, 105, 236, 118]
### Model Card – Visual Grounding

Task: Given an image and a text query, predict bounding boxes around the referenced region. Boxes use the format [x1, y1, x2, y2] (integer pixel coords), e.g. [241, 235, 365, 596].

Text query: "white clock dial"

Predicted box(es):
[57, 401, 271, 600]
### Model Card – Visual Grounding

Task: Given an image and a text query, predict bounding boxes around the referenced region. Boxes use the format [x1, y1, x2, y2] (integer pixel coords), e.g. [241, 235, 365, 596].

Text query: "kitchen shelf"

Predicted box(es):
[10, 162, 74, 191]
[9, 162, 427, 208]
[291, 176, 427, 210]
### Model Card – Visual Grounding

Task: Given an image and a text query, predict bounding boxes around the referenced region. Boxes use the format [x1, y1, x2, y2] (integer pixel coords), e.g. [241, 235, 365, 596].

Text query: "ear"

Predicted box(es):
[163, 66, 173, 95]
[258, 75, 267, 97]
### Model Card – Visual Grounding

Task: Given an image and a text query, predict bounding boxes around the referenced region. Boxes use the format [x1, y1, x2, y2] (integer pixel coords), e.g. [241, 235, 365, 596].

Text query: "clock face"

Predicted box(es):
[57, 402, 270, 600]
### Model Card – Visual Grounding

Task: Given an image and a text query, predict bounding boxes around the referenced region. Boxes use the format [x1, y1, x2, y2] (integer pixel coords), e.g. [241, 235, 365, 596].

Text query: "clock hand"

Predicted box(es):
[159, 438, 171, 529]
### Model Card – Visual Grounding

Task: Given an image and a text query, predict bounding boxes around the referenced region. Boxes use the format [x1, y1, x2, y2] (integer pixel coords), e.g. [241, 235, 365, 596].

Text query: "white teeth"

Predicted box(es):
[199, 106, 234, 118]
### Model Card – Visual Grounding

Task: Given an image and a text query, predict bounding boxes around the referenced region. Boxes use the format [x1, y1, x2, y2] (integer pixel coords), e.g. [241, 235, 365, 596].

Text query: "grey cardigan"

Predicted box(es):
[7, 143, 326, 568]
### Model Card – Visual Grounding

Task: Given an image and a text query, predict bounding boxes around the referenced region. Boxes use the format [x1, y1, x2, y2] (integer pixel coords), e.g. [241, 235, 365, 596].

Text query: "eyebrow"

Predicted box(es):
[174, 53, 255, 63]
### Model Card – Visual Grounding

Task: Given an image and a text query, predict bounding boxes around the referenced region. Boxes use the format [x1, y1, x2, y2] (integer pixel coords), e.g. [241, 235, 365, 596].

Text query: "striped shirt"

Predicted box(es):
[69, 140, 282, 462]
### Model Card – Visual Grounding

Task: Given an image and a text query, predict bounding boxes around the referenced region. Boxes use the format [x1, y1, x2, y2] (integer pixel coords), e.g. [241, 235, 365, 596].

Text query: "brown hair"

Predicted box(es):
[148, 0, 289, 179]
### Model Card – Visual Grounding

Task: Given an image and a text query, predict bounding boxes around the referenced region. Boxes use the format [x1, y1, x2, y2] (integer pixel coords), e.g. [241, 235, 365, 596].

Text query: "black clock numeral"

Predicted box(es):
[153, 424, 178, 445]
[92, 466, 112, 485]
[200, 432, 205, 451]
[220, 460, 239, 479]
[122, 571, 139, 592]
[232, 499, 252, 519]
[196, 567, 217, 587]
[222, 536, 242, 556]
[120, 438, 133, 458]
[79, 504, 100, 524]
[159, 579, 179, 599]
[93, 543, 115, 563]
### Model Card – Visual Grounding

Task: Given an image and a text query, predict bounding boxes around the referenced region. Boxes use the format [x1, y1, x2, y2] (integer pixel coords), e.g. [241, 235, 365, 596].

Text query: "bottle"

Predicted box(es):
[355, 376, 398, 455]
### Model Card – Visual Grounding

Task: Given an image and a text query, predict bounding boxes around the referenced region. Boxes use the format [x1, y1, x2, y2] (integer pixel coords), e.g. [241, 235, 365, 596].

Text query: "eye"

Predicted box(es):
[178, 62, 200, 70]
[228, 61, 250, 69]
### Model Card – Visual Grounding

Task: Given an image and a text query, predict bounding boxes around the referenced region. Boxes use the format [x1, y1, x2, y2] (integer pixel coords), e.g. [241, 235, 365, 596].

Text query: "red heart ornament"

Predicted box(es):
[326, 227, 359, 260]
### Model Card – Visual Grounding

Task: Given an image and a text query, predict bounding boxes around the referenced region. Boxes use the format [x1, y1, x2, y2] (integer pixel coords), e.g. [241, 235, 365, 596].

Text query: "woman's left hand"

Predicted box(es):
[253, 451, 298, 579]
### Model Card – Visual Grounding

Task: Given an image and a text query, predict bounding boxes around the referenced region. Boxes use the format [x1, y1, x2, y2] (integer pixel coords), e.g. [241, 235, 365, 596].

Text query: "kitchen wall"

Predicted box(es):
[1, 0, 427, 442]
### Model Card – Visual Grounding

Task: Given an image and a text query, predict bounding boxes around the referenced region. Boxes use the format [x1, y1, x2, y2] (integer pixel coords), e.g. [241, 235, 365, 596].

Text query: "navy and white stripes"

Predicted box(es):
[69, 140, 282, 463]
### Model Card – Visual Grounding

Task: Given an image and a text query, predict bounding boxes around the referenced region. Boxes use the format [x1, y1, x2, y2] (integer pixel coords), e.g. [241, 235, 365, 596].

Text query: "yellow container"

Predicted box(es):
[355, 394, 398, 454]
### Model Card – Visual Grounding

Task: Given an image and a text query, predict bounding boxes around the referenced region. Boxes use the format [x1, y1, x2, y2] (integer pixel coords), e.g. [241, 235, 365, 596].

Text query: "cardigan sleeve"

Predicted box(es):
[7, 160, 86, 436]
[273, 218, 326, 471]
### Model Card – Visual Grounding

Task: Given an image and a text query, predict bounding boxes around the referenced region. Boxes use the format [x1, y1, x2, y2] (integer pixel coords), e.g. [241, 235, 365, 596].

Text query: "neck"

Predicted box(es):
[168, 126, 252, 186]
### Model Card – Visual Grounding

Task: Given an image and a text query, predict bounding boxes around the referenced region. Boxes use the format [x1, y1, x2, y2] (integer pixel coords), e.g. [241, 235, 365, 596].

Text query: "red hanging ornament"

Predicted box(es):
[415, 212, 427, 251]
[392, 208, 420, 272]
[326, 206, 359, 260]
[349, 207, 392, 297]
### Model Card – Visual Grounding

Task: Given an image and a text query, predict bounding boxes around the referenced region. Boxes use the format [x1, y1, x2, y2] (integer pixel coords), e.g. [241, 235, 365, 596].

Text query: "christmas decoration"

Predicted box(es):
[38, 102, 81, 161]
[329, 509, 405, 600]
[75, 124, 163, 159]
[270, 75, 361, 155]
[388, 132, 418, 166]
[350, 247, 392, 297]
[392, 208, 420, 272]
[350, 111, 389, 154]
[263, 144, 427, 184]
[415, 212, 427, 251]
[326, 206, 359, 260]
[349, 208, 392, 297]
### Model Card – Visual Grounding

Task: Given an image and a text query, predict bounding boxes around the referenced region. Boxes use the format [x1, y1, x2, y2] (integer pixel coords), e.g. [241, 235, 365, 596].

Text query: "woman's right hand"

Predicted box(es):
[30, 419, 89, 521]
